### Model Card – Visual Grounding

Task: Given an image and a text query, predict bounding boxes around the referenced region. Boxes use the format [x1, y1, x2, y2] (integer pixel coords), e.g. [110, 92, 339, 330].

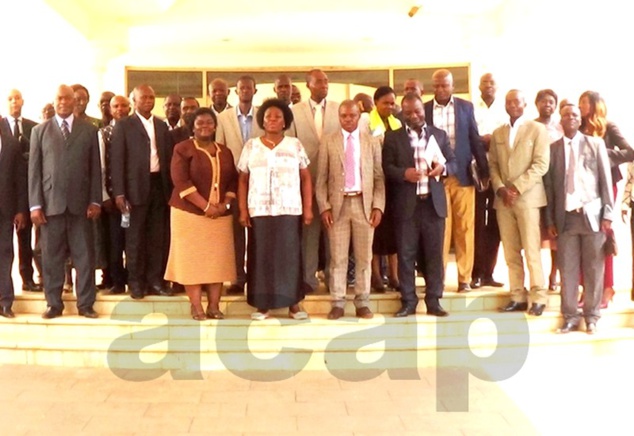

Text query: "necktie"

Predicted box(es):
[344, 134, 356, 189]
[314, 104, 323, 139]
[13, 118, 20, 139]
[61, 119, 70, 141]
[566, 140, 575, 195]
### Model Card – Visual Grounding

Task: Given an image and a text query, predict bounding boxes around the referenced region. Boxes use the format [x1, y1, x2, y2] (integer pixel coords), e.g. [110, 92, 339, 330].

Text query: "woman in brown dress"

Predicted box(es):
[165, 107, 238, 320]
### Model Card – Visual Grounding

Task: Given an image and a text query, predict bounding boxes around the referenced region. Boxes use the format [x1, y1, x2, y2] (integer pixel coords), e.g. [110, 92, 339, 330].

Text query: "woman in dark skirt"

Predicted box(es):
[237, 99, 313, 320]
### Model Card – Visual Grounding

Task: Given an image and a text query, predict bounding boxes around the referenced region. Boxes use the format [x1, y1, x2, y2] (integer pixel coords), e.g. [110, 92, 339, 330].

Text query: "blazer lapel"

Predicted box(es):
[302, 103, 318, 139]
[132, 114, 150, 141]
[65, 120, 81, 147]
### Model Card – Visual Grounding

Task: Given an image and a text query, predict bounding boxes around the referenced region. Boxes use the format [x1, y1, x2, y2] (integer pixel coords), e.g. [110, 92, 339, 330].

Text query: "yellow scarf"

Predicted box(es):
[368, 108, 402, 135]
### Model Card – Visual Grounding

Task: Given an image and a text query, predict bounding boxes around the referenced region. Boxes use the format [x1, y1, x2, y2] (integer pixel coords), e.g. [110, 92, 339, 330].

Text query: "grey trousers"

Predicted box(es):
[558, 211, 606, 325]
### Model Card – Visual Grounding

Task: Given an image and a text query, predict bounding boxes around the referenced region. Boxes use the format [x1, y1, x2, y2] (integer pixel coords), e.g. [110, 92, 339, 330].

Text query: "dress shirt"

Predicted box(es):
[55, 113, 74, 133]
[507, 115, 526, 150]
[564, 132, 584, 212]
[236, 105, 254, 144]
[475, 97, 507, 136]
[97, 120, 116, 201]
[136, 111, 160, 172]
[6, 116, 22, 138]
[407, 125, 430, 195]
[432, 97, 456, 148]
[342, 128, 362, 193]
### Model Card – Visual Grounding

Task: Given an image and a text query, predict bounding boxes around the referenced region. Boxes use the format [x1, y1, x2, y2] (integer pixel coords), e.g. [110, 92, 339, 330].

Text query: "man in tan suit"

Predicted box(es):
[290, 69, 340, 292]
[216, 75, 263, 294]
[316, 101, 385, 319]
[489, 90, 550, 316]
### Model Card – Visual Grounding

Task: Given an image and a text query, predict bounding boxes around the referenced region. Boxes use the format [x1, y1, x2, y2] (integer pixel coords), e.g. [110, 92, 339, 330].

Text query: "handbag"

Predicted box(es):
[470, 159, 489, 192]
[604, 228, 618, 256]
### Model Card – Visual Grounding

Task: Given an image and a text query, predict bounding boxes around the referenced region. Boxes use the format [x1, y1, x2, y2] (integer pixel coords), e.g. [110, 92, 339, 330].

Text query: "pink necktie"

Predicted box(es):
[345, 134, 356, 189]
[566, 140, 575, 195]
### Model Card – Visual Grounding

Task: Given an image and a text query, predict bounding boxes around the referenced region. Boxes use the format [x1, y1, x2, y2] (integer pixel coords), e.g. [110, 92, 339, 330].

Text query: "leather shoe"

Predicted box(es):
[327, 307, 344, 320]
[499, 301, 528, 312]
[557, 322, 579, 334]
[42, 307, 63, 319]
[78, 308, 99, 319]
[171, 283, 186, 294]
[129, 287, 144, 300]
[22, 280, 42, 292]
[394, 305, 417, 317]
[226, 284, 244, 295]
[355, 307, 374, 319]
[481, 277, 504, 287]
[0, 306, 15, 318]
[426, 304, 449, 317]
[457, 282, 471, 293]
[470, 277, 482, 289]
[528, 303, 545, 316]
[147, 285, 173, 297]
[586, 322, 597, 335]
[105, 285, 125, 295]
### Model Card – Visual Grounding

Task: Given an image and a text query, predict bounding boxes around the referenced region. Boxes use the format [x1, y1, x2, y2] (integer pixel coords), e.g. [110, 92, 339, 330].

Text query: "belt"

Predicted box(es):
[566, 208, 583, 214]
[343, 191, 362, 197]
[417, 194, 430, 200]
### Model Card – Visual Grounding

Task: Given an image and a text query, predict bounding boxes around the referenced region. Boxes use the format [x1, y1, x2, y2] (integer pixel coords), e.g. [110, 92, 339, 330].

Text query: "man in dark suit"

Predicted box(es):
[29, 85, 102, 319]
[170, 97, 199, 145]
[424, 69, 489, 292]
[111, 84, 173, 299]
[0, 128, 28, 317]
[2, 89, 42, 292]
[544, 103, 614, 334]
[383, 94, 457, 317]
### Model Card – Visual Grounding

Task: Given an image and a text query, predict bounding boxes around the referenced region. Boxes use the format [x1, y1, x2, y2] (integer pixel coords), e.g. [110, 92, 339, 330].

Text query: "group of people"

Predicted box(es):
[1, 68, 632, 334]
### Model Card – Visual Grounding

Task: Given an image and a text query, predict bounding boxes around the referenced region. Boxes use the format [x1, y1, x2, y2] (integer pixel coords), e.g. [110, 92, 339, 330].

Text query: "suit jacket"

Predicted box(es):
[29, 117, 101, 216]
[424, 97, 488, 186]
[544, 134, 614, 234]
[489, 119, 550, 210]
[170, 126, 191, 146]
[289, 100, 340, 180]
[602, 121, 634, 184]
[0, 132, 28, 218]
[382, 125, 456, 221]
[110, 114, 173, 206]
[316, 130, 385, 222]
[215, 107, 263, 167]
[1, 116, 37, 161]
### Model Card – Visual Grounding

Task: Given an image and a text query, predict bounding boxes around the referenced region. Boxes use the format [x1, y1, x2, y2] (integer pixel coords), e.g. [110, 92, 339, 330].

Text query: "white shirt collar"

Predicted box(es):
[136, 111, 154, 123]
[236, 105, 254, 118]
[433, 96, 454, 108]
[55, 113, 74, 130]
[310, 98, 326, 110]
[342, 128, 360, 140]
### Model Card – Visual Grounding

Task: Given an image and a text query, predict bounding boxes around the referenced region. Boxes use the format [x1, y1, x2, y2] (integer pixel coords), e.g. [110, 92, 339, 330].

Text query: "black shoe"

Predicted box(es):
[557, 322, 579, 334]
[171, 283, 186, 294]
[457, 282, 471, 293]
[22, 280, 42, 292]
[482, 277, 504, 287]
[0, 306, 15, 318]
[528, 303, 545, 316]
[147, 285, 173, 297]
[327, 307, 345, 320]
[586, 322, 597, 335]
[78, 308, 99, 318]
[129, 287, 145, 300]
[426, 304, 449, 317]
[226, 284, 245, 295]
[470, 277, 482, 289]
[105, 285, 125, 295]
[42, 306, 63, 319]
[394, 305, 417, 317]
[499, 301, 528, 312]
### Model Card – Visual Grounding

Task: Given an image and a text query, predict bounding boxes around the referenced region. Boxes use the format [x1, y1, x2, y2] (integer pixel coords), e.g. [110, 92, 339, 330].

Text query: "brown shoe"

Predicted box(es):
[327, 307, 344, 320]
[355, 307, 374, 319]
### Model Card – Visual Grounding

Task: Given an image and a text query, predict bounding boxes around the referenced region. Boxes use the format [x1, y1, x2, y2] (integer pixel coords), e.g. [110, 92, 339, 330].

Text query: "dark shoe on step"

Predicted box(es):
[78, 308, 98, 319]
[470, 277, 482, 289]
[394, 305, 417, 317]
[129, 287, 145, 300]
[22, 280, 42, 292]
[105, 285, 125, 295]
[327, 307, 344, 320]
[499, 301, 528, 312]
[226, 284, 244, 295]
[147, 285, 173, 297]
[0, 306, 15, 318]
[528, 303, 545, 316]
[355, 307, 374, 319]
[481, 277, 504, 287]
[426, 304, 449, 317]
[42, 307, 63, 319]
[457, 282, 471, 293]
[557, 322, 578, 334]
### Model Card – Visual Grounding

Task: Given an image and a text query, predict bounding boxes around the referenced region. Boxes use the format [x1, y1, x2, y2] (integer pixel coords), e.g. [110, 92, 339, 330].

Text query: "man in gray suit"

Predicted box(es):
[29, 85, 102, 319]
[544, 103, 614, 334]
[290, 69, 340, 292]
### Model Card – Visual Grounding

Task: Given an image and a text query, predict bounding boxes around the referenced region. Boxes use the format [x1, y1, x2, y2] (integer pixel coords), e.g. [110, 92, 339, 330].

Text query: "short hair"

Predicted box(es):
[71, 84, 90, 100]
[236, 75, 256, 87]
[182, 96, 200, 107]
[256, 98, 294, 131]
[401, 93, 423, 106]
[305, 69, 324, 84]
[373, 86, 395, 102]
[187, 107, 218, 140]
[535, 89, 558, 105]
